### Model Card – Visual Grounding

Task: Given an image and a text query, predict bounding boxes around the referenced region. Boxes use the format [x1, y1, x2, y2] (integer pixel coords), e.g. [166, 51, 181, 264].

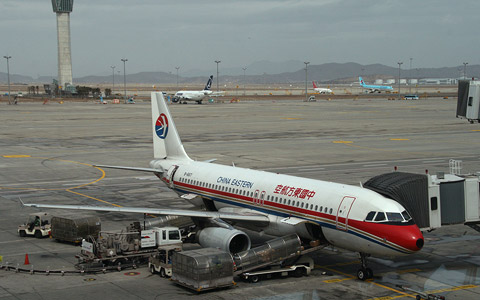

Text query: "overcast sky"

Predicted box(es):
[1, 0, 479, 78]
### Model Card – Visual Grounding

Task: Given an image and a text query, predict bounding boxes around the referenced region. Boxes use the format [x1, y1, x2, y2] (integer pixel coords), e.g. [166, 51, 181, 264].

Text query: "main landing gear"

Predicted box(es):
[357, 253, 373, 281]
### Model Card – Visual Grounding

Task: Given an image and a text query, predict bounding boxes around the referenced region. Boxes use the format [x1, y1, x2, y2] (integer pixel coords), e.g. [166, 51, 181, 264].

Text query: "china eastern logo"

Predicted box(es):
[155, 113, 168, 139]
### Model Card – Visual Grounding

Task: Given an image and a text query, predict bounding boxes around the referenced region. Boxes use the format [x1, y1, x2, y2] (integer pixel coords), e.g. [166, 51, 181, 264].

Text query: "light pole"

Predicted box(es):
[304, 61, 310, 101]
[463, 62, 468, 79]
[111, 66, 115, 97]
[409, 58, 413, 94]
[3, 55, 12, 105]
[242, 67, 247, 96]
[397, 61, 403, 100]
[175, 66, 180, 90]
[121, 58, 128, 103]
[215, 60, 221, 92]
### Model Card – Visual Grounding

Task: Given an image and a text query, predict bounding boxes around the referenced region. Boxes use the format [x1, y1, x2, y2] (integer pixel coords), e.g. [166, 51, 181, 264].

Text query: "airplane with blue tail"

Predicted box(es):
[359, 77, 393, 93]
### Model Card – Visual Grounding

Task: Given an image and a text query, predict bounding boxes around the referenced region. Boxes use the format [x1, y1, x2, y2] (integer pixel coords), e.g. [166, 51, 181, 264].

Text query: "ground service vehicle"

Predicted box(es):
[240, 256, 314, 283]
[78, 223, 182, 266]
[18, 212, 51, 238]
[148, 244, 182, 278]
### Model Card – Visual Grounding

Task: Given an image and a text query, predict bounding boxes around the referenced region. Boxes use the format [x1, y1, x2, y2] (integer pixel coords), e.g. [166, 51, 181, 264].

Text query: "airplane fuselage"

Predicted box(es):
[151, 159, 424, 258]
[174, 90, 212, 102]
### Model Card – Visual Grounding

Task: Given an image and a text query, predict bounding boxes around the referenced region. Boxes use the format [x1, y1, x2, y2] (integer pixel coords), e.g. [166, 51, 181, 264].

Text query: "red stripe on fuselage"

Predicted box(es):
[174, 181, 423, 252]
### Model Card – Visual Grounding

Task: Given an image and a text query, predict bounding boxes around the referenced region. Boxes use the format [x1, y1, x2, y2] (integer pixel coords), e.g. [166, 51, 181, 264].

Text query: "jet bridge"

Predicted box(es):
[364, 162, 480, 231]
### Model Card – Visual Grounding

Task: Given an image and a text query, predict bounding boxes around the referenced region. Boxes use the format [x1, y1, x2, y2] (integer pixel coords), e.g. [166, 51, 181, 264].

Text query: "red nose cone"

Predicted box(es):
[404, 225, 424, 252]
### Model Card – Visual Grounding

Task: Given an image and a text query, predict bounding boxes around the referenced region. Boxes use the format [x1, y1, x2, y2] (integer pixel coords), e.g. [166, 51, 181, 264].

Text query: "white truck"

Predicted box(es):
[18, 212, 51, 238]
[78, 224, 182, 267]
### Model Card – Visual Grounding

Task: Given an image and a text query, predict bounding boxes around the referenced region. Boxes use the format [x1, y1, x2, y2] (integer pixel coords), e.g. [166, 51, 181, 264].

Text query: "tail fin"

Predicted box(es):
[359, 76, 365, 86]
[151, 92, 191, 161]
[204, 75, 213, 91]
[312, 81, 318, 89]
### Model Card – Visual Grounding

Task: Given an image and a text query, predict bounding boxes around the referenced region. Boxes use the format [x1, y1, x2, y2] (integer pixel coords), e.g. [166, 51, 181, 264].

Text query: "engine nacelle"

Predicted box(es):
[197, 227, 251, 253]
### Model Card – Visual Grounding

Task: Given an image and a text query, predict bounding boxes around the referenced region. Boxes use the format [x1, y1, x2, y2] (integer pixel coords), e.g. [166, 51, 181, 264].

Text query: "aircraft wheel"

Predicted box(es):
[357, 268, 367, 281]
[160, 268, 166, 278]
[366, 268, 373, 279]
[249, 275, 259, 283]
[19, 230, 26, 237]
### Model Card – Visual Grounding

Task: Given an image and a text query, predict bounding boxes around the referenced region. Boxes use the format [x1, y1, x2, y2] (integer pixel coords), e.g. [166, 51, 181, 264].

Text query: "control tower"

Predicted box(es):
[52, 0, 74, 91]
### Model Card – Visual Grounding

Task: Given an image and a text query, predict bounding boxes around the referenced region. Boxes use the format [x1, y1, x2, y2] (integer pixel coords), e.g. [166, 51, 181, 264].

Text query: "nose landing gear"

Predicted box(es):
[357, 253, 373, 280]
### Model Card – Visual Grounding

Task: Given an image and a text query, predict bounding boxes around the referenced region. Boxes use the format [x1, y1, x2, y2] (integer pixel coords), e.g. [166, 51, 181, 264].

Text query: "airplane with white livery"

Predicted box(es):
[23, 92, 424, 280]
[359, 76, 393, 93]
[312, 81, 332, 94]
[172, 75, 222, 104]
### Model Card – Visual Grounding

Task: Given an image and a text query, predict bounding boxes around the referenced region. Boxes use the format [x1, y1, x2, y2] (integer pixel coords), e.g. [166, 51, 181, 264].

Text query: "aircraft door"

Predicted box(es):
[336, 196, 356, 231]
[165, 165, 179, 188]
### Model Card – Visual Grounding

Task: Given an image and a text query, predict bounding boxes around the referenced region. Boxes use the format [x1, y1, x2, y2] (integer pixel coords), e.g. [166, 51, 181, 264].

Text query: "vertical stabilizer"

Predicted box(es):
[151, 92, 191, 161]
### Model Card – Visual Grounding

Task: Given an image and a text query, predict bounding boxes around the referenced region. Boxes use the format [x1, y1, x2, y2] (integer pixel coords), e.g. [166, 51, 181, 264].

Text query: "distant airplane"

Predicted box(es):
[359, 77, 393, 93]
[173, 75, 223, 104]
[312, 81, 332, 94]
[23, 92, 424, 281]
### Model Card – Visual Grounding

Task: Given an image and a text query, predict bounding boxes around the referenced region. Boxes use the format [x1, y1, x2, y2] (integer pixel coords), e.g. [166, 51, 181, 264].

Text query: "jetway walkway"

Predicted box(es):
[364, 160, 480, 231]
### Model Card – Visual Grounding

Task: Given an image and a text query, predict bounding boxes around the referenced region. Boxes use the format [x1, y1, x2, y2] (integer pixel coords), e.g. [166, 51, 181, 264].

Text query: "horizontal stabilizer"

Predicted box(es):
[94, 164, 163, 173]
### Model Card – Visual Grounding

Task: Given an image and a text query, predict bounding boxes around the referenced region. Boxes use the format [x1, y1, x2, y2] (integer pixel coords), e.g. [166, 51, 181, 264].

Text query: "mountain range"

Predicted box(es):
[0, 62, 478, 85]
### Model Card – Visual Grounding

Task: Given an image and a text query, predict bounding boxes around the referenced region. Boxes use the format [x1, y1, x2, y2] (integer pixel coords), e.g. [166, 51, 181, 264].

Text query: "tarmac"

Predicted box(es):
[1, 97, 480, 299]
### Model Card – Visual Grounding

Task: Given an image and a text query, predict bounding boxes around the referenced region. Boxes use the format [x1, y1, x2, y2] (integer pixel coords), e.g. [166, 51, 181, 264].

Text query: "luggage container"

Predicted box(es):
[51, 215, 101, 244]
[171, 248, 235, 292]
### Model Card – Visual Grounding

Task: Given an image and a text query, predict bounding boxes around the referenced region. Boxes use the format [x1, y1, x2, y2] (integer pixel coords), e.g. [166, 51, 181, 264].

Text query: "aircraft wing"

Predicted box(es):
[21, 202, 270, 224]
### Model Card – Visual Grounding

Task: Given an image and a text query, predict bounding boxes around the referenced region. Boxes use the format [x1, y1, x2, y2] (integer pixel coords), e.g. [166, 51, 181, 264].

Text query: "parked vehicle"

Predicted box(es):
[18, 212, 51, 238]
[148, 244, 182, 278]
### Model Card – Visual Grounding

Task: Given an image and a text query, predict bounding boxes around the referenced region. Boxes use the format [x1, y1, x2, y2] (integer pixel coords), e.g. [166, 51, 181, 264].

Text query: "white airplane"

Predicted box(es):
[23, 92, 424, 280]
[172, 75, 222, 104]
[312, 81, 332, 94]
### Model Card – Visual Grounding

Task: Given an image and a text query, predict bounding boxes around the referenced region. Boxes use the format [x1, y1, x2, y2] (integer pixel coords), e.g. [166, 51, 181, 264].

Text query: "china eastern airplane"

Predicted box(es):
[359, 76, 393, 93]
[23, 92, 424, 280]
[172, 75, 223, 104]
[312, 81, 332, 94]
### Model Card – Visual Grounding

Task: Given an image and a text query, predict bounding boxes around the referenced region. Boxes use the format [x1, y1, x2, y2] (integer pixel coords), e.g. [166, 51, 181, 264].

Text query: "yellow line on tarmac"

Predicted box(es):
[366, 281, 415, 299]
[333, 141, 353, 144]
[66, 189, 121, 207]
[2, 155, 31, 158]
[390, 138, 410, 141]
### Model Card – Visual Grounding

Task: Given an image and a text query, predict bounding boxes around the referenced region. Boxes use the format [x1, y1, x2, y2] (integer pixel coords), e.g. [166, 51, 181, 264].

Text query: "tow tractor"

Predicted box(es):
[148, 244, 182, 278]
[17, 212, 51, 238]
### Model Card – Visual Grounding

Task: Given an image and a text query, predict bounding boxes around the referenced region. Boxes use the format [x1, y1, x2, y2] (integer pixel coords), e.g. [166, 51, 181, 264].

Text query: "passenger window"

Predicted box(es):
[324, 207, 328, 213]
[319, 206, 323, 212]
[301, 202, 304, 208]
[329, 208, 333, 214]
[315, 205, 318, 211]
[365, 211, 376, 221]
[374, 212, 386, 222]
[288, 200, 291, 205]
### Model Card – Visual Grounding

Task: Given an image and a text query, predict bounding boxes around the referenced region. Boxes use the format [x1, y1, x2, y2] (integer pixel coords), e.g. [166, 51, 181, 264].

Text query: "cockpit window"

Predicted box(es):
[386, 212, 403, 222]
[374, 212, 386, 222]
[365, 211, 376, 221]
[401, 210, 412, 221]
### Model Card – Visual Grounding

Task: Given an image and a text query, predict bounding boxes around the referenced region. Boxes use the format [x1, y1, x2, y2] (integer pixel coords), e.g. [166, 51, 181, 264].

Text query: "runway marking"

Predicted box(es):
[421, 160, 445, 164]
[0, 156, 121, 208]
[428, 284, 477, 294]
[366, 281, 416, 299]
[390, 139, 410, 141]
[282, 117, 302, 120]
[363, 163, 387, 167]
[472, 130, 480, 132]
[333, 141, 353, 144]
[299, 167, 326, 171]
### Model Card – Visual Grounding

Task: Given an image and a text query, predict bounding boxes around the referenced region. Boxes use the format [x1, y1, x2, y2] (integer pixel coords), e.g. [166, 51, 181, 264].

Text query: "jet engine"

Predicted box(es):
[197, 227, 251, 253]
